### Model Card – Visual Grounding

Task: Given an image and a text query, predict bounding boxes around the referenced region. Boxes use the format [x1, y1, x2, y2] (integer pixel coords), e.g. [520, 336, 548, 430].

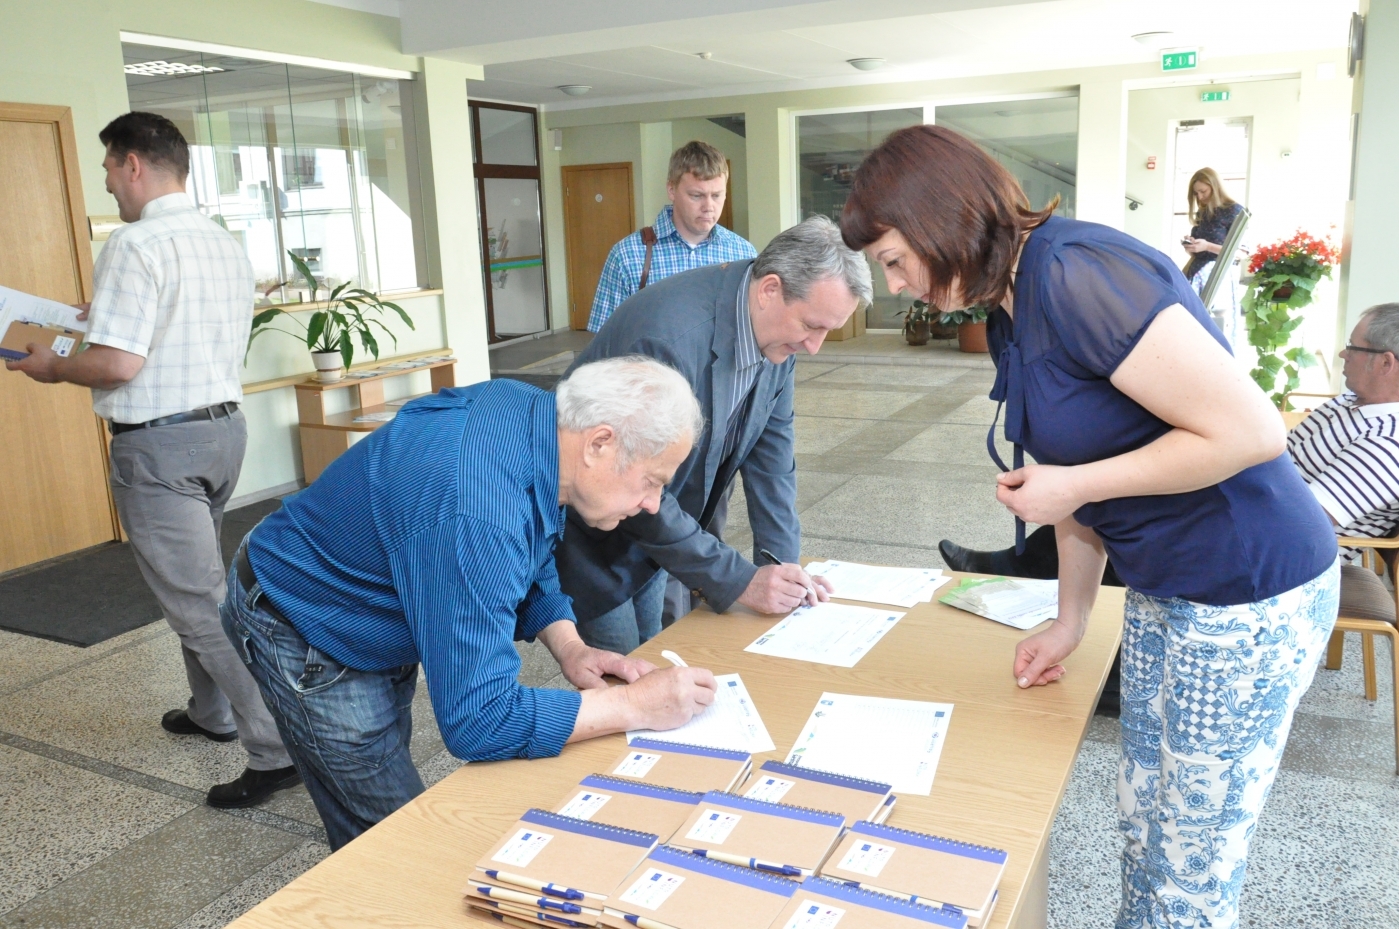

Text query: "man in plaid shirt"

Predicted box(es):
[586, 140, 755, 333]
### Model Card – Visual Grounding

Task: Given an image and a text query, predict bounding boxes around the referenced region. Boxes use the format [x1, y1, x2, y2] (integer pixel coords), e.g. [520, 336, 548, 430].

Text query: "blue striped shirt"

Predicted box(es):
[587, 205, 756, 332]
[246, 379, 581, 761]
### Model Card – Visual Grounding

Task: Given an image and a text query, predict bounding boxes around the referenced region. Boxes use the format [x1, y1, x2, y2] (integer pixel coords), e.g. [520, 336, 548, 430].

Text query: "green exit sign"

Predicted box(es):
[1201, 90, 1230, 102]
[1162, 49, 1198, 71]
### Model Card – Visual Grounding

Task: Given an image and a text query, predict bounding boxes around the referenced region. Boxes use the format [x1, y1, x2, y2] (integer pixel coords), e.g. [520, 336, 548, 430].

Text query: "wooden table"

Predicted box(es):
[229, 575, 1123, 929]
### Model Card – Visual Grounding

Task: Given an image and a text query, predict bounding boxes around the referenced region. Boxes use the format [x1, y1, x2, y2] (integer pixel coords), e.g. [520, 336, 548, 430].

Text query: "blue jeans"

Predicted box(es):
[576, 568, 668, 653]
[220, 557, 423, 851]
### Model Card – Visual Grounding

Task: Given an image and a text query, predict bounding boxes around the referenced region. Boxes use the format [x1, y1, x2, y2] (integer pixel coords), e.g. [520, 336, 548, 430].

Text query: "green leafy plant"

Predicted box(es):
[902, 299, 939, 336]
[246, 251, 414, 369]
[938, 305, 991, 326]
[1241, 230, 1339, 405]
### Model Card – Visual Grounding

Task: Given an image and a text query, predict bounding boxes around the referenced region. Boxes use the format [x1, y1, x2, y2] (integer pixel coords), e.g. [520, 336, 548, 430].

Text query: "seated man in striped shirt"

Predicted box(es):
[1288, 302, 1399, 549]
[220, 358, 718, 850]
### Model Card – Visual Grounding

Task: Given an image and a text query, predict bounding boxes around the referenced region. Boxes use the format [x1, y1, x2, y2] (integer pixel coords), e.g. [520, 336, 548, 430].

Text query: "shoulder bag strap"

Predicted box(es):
[638, 226, 657, 289]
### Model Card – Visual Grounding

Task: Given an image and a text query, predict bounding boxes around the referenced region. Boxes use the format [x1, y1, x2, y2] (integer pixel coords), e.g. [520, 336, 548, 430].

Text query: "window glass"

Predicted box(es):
[122, 42, 420, 304]
[477, 107, 537, 166]
[934, 96, 1078, 219]
[798, 108, 923, 329]
[481, 177, 547, 336]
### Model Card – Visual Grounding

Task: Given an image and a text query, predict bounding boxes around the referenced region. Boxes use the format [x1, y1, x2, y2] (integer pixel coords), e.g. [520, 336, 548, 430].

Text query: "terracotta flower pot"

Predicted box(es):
[1271, 284, 1294, 301]
[904, 319, 931, 346]
[957, 321, 989, 353]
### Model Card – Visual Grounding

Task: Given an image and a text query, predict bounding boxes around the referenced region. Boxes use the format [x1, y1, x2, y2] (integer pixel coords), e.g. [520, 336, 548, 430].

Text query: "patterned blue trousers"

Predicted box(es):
[1116, 562, 1339, 929]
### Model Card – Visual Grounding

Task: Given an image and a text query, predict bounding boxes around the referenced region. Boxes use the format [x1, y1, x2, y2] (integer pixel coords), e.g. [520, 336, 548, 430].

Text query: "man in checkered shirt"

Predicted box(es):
[1289, 302, 1399, 555]
[7, 112, 296, 808]
[586, 140, 756, 333]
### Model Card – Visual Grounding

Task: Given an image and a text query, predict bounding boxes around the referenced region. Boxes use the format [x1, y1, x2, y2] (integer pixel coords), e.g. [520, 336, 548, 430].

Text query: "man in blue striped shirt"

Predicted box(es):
[587, 140, 756, 333]
[220, 358, 718, 849]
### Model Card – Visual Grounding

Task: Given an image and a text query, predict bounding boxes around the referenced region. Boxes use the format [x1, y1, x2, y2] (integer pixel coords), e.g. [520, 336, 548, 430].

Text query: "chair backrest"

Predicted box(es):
[1200, 206, 1251, 308]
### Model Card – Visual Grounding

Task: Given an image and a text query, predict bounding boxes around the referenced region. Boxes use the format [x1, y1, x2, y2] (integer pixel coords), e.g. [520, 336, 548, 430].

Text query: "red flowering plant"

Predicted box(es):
[1241, 229, 1341, 405]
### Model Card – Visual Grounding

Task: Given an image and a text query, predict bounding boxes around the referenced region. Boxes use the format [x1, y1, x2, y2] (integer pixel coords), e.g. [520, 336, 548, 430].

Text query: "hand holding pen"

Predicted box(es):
[734, 549, 832, 614]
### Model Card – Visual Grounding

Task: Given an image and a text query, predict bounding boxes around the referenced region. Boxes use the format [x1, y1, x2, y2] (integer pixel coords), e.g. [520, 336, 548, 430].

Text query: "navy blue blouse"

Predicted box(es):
[987, 216, 1334, 605]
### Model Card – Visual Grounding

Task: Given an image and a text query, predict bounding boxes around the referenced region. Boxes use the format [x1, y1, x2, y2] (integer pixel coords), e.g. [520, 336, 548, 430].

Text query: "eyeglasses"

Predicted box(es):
[1346, 344, 1392, 355]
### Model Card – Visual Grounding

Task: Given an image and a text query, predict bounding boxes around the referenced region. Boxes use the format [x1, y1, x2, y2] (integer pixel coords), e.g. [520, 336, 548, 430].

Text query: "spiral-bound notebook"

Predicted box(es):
[669, 790, 846, 875]
[607, 737, 753, 793]
[551, 774, 703, 844]
[771, 877, 969, 929]
[465, 808, 658, 923]
[819, 821, 1007, 928]
[598, 844, 799, 929]
[739, 760, 893, 828]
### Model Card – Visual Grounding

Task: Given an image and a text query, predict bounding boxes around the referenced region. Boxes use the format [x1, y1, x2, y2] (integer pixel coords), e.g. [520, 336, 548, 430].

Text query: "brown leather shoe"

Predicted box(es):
[161, 709, 238, 743]
[206, 765, 301, 809]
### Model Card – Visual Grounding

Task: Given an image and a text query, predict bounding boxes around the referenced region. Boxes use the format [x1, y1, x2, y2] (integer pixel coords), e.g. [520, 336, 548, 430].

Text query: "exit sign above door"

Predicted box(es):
[1201, 90, 1230, 102]
[1161, 49, 1198, 71]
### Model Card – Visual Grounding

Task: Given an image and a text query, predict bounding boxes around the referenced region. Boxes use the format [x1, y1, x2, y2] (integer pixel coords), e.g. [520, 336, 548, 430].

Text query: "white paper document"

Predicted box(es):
[804, 560, 949, 608]
[627, 673, 775, 753]
[744, 601, 905, 668]
[785, 693, 953, 795]
[940, 576, 1059, 630]
[0, 284, 87, 333]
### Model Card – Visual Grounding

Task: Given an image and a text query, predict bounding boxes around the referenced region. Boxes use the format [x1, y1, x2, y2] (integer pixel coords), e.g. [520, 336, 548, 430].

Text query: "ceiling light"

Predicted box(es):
[697, 52, 713, 61]
[1131, 31, 1176, 48]
[123, 60, 225, 76]
[847, 58, 886, 72]
[558, 85, 592, 96]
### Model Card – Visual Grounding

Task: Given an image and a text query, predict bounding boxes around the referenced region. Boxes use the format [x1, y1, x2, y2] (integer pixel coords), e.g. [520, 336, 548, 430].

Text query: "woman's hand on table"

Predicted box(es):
[1013, 618, 1083, 688]
[995, 464, 1086, 526]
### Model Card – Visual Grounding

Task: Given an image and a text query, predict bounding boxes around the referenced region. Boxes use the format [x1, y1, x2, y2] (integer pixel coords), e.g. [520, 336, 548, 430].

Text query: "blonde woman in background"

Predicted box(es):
[1181, 167, 1245, 343]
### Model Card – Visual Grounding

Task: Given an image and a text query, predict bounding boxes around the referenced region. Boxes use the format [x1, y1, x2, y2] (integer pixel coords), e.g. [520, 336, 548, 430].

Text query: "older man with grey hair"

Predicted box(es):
[221, 357, 717, 849]
[558, 215, 874, 651]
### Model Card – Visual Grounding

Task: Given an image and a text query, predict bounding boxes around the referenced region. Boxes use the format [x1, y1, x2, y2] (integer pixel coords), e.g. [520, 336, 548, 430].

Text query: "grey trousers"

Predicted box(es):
[109, 411, 290, 771]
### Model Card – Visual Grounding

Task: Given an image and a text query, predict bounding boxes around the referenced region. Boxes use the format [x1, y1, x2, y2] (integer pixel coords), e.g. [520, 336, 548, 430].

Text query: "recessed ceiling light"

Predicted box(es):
[697, 52, 713, 61]
[1131, 31, 1176, 48]
[558, 84, 592, 96]
[847, 58, 886, 72]
[123, 60, 225, 76]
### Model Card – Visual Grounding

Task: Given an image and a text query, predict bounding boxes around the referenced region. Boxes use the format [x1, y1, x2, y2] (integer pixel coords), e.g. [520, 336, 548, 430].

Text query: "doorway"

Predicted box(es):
[470, 102, 551, 342]
[1168, 117, 1251, 246]
[562, 163, 635, 331]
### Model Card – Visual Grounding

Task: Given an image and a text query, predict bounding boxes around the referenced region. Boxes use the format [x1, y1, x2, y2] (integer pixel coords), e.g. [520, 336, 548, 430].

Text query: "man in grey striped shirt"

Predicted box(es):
[1289, 302, 1399, 554]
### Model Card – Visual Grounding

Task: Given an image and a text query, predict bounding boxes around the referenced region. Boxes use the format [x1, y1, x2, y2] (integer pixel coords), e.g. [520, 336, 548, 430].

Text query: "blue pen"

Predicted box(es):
[473, 885, 584, 914]
[691, 847, 804, 877]
[483, 869, 586, 901]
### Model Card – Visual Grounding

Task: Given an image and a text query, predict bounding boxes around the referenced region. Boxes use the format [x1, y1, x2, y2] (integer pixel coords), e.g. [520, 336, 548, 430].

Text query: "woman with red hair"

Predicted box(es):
[840, 125, 1337, 929]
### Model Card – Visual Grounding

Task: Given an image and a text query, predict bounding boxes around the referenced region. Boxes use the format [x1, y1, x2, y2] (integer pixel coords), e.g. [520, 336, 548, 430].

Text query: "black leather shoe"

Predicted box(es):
[162, 709, 238, 743]
[206, 765, 302, 809]
[938, 539, 999, 575]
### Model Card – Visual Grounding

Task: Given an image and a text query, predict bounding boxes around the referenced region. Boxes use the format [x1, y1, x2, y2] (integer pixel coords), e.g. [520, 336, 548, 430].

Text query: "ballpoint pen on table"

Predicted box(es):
[690, 847, 809, 877]
[482, 869, 603, 901]
[758, 548, 818, 604]
[660, 650, 688, 668]
[472, 884, 596, 914]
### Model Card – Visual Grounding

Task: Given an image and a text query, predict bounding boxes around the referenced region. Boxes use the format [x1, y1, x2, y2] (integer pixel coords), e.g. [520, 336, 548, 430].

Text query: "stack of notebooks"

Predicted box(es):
[465, 809, 657, 928]
[609, 738, 752, 793]
[771, 878, 970, 929]
[739, 761, 895, 828]
[551, 774, 702, 843]
[600, 844, 802, 929]
[819, 821, 1008, 928]
[669, 791, 846, 878]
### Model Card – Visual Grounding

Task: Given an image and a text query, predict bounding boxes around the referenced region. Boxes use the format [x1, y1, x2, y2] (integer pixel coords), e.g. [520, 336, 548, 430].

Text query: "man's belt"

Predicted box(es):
[110, 401, 239, 435]
[234, 545, 289, 626]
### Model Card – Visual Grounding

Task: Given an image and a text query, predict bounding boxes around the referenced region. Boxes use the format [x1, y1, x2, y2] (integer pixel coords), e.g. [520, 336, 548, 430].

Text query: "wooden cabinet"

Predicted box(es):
[289, 351, 457, 482]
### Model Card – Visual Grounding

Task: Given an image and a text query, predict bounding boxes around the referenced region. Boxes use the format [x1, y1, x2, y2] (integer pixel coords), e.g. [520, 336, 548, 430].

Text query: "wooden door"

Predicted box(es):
[718, 159, 734, 232]
[0, 103, 117, 574]
[562, 162, 634, 330]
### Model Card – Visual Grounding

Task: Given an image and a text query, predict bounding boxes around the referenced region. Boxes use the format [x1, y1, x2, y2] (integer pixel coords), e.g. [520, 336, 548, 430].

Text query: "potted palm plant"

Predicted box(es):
[940, 305, 990, 353]
[247, 251, 414, 382]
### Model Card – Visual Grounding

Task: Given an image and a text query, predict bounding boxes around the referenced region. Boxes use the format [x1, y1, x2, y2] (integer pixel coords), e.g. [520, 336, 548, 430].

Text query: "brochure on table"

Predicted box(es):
[804, 560, 950, 608]
[744, 601, 905, 668]
[627, 673, 775, 753]
[785, 693, 953, 795]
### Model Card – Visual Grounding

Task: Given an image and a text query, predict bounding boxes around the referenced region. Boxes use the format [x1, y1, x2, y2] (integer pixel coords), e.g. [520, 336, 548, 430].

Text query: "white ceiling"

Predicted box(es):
[306, 0, 1356, 108]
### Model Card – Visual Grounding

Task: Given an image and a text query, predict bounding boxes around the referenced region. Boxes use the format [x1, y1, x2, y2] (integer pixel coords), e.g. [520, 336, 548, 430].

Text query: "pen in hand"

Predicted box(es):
[758, 548, 818, 605]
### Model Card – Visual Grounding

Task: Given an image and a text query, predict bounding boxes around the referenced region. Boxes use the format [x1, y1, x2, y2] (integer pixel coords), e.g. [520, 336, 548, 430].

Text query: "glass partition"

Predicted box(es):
[934, 95, 1078, 219]
[122, 42, 421, 305]
[798, 108, 924, 329]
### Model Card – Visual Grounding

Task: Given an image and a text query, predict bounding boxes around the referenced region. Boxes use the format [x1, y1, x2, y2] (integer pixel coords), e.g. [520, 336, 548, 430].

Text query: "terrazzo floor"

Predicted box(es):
[2, 337, 1396, 928]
